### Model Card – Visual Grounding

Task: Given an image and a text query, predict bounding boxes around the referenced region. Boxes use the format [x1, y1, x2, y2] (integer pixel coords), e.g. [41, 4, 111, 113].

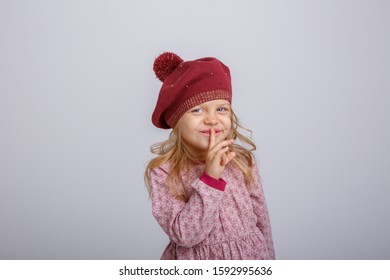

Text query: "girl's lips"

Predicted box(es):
[200, 129, 222, 135]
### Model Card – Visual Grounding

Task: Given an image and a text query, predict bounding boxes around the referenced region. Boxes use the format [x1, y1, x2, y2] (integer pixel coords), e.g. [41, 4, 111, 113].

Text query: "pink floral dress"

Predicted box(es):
[149, 161, 275, 260]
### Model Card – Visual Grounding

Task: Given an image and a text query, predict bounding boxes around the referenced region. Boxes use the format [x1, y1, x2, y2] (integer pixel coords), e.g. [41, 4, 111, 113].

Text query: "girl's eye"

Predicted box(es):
[217, 107, 229, 112]
[191, 108, 203, 113]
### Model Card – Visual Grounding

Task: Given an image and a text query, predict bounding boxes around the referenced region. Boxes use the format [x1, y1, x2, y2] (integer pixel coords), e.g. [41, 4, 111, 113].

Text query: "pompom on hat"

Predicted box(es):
[152, 52, 232, 129]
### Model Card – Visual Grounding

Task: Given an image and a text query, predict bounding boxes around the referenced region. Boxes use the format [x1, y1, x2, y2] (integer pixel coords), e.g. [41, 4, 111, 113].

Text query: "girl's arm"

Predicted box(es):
[250, 163, 276, 259]
[150, 166, 225, 248]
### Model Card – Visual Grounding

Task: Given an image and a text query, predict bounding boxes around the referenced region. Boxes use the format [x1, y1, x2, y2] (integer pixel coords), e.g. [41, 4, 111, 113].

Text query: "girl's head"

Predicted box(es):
[152, 52, 232, 129]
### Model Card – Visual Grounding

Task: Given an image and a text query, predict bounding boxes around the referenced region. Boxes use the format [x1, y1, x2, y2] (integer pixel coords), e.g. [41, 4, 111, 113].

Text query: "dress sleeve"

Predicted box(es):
[150, 166, 225, 248]
[250, 163, 276, 259]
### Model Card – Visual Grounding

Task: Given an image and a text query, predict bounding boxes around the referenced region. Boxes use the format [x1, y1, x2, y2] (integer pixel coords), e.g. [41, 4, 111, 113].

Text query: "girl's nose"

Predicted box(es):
[204, 113, 218, 125]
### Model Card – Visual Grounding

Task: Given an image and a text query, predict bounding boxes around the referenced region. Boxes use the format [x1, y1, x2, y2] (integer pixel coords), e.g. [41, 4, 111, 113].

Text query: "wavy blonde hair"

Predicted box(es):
[144, 108, 256, 202]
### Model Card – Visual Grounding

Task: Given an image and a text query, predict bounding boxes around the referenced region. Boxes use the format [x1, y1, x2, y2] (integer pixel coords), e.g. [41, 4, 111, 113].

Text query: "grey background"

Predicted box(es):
[1, 0, 389, 259]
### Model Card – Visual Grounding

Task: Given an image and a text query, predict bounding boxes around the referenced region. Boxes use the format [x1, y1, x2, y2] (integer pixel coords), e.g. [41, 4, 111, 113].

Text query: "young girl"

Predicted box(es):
[145, 52, 275, 260]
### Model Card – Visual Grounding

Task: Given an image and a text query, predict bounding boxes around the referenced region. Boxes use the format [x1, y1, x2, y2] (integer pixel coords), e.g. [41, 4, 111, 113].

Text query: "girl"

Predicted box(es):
[145, 52, 275, 260]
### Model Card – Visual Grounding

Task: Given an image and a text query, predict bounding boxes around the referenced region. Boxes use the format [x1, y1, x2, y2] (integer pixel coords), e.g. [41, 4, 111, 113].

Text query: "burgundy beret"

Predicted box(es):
[152, 52, 232, 129]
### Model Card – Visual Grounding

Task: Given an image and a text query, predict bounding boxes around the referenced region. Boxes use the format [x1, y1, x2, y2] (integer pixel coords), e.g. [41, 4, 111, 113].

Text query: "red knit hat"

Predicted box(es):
[152, 52, 232, 129]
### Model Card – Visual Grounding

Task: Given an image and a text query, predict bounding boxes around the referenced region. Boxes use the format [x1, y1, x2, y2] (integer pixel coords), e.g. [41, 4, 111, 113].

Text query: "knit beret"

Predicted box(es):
[152, 52, 232, 129]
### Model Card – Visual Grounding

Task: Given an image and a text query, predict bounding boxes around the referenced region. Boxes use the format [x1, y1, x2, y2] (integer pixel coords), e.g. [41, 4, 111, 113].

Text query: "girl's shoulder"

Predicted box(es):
[151, 160, 204, 179]
[151, 160, 171, 174]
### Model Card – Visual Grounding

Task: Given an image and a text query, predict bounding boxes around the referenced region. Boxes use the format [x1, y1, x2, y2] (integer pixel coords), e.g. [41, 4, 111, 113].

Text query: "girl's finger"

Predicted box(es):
[221, 152, 228, 165]
[225, 152, 236, 164]
[209, 139, 234, 154]
[208, 128, 216, 150]
[214, 146, 229, 162]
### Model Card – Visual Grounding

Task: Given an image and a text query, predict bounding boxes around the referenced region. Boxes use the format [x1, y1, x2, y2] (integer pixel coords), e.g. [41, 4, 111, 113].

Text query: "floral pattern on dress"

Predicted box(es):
[150, 161, 275, 260]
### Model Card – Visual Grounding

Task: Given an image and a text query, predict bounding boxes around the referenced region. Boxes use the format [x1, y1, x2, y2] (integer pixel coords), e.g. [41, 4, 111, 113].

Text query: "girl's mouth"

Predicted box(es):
[200, 129, 221, 136]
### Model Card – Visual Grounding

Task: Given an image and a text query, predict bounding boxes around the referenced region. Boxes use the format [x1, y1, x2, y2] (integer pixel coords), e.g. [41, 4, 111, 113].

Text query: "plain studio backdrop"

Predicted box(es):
[1, 0, 389, 260]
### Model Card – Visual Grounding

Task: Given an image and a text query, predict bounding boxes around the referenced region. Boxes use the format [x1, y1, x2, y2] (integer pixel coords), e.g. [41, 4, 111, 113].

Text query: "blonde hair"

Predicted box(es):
[144, 108, 256, 202]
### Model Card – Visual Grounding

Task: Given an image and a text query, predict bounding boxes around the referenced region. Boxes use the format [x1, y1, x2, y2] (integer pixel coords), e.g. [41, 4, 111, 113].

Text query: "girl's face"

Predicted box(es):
[178, 99, 232, 159]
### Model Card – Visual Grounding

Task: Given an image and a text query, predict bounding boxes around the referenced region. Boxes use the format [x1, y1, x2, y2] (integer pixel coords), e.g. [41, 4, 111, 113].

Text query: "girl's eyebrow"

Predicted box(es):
[217, 103, 231, 107]
[207, 102, 230, 106]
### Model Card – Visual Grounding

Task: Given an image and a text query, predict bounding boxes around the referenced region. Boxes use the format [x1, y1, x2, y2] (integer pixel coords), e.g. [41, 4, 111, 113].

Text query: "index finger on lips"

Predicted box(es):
[208, 128, 215, 150]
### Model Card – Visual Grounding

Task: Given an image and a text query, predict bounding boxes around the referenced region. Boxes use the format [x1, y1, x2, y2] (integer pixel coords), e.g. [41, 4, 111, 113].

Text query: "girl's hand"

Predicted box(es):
[204, 128, 236, 180]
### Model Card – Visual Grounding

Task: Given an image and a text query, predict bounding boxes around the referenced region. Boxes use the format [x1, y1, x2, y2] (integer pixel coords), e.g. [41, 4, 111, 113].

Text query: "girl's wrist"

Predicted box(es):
[200, 172, 226, 191]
